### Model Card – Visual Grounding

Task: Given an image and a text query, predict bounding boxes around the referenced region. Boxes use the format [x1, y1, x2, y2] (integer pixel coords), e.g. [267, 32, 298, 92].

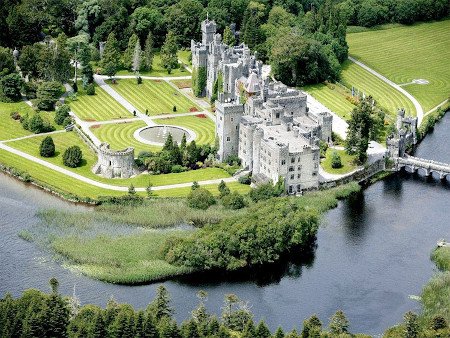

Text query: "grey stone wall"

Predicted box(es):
[94, 143, 136, 179]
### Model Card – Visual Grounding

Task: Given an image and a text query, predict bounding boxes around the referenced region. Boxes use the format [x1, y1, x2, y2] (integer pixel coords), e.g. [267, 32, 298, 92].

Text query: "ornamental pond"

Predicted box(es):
[0, 114, 449, 336]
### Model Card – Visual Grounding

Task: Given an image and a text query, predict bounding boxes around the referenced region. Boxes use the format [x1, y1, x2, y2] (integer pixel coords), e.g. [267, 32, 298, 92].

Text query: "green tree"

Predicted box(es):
[66, 34, 90, 86]
[165, 0, 204, 47]
[162, 133, 174, 152]
[0, 73, 23, 102]
[130, 7, 165, 46]
[63, 146, 83, 168]
[255, 320, 271, 338]
[29, 114, 45, 134]
[81, 63, 94, 88]
[223, 26, 236, 46]
[331, 151, 342, 169]
[274, 327, 285, 338]
[18, 44, 42, 79]
[222, 192, 246, 210]
[160, 31, 179, 74]
[242, 319, 256, 338]
[191, 181, 200, 190]
[301, 314, 322, 338]
[128, 184, 136, 195]
[404, 311, 419, 338]
[44, 278, 70, 338]
[218, 180, 231, 198]
[329, 310, 349, 335]
[147, 285, 174, 321]
[91, 312, 107, 338]
[55, 104, 70, 125]
[36, 81, 62, 111]
[187, 188, 216, 210]
[142, 313, 159, 338]
[0, 46, 15, 76]
[39, 136, 55, 157]
[241, 1, 266, 50]
[143, 31, 155, 72]
[123, 34, 139, 71]
[101, 32, 120, 78]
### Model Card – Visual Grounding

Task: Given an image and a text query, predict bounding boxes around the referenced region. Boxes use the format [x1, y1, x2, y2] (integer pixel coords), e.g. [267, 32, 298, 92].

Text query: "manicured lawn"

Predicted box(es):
[340, 60, 416, 119]
[116, 53, 189, 77]
[69, 82, 131, 121]
[106, 79, 199, 115]
[321, 148, 358, 175]
[153, 115, 215, 145]
[347, 19, 450, 112]
[90, 120, 161, 154]
[0, 101, 62, 141]
[302, 83, 356, 120]
[177, 50, 192, 66]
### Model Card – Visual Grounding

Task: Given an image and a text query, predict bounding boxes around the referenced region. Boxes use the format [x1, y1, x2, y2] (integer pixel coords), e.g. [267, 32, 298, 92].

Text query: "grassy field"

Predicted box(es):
[347, 19, 450, 112]
[116, 53, 189, 77]
[340, 60, 416, 118]
[154, 115, 215, 145]
[106, 79, 199, 116]
[0, 102, 35, 140]
[69, 82, 131, 121]
[321, 148, 358, 174]
[302, 83, 356, 120]
[90, 120, 161, 154]
[177, 50, 191, 67]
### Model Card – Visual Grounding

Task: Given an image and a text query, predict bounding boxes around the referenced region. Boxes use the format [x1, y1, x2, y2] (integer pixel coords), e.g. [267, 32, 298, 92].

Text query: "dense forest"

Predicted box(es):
[1, 0, 449, 91]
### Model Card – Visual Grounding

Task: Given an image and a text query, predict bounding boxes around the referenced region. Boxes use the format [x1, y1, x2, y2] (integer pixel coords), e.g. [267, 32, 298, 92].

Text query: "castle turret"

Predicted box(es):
[202, 19, 216, 45]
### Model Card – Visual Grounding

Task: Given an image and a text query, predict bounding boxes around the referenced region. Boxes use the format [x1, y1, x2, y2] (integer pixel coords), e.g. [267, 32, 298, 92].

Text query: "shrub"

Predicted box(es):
[0, 73, 23, 102]
[249, 180, 284, 202]
[72, 81, 78, 93]
[29, 113, 54, 134]
[331, 151, 343, 169]
[62, 117, 72, 127]
[218, 180, 230, 198]
[86, 83, 95, 95]
[173, 105, 177, 112]
[63, 146, 83, 168]
[171, 164, 187, 173]
[128, 184, 136, 195]
[186, 188, 216, 210]
[23, 82, 37, 99]
[137, 76, 142, 84]
[39, 136, 55, 157]
[221, 192, 246, 210]
[10, 111, 21, 120]
[225, 154, 241, 166]
[54, 104, 70, 125]
[238, 174, 252, 185]
[36, 81, 62, 111]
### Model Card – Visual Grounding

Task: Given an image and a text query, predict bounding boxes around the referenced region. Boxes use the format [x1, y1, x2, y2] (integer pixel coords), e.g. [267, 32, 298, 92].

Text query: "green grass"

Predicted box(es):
[69, 82, 131, 121]
[155, 181, 251, 197]
[116, 53, 189, 77]
[52, 230, 192, 284]
[340, 60, 416, 119]
[0, 101, 62, 140]
[153, 115, 215, 145]
[90, 120, 161, 154]
[177, 50, 192, 66]
[106, 79, 199, 115]
[347, 19, 450, 112]
[302, 83, 356, 120]
[321, 148, 358, 175]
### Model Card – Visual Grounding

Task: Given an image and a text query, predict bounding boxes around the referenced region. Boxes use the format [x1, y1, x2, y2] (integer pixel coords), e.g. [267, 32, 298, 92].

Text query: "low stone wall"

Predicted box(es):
[73, 125, 98, 154]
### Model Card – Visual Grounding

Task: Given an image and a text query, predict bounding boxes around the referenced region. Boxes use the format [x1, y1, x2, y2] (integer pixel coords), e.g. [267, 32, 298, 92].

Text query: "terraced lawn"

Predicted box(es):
[302, 83, 356, 120]
[107, 79, 199, 115]
[153, 115, 215, 145]
[90, 120, 161, 154]
[340, 60, 416, 119]
[116, 53, 189, 77]
[347, 19, 450, 112]
[69, 82, 131, 121]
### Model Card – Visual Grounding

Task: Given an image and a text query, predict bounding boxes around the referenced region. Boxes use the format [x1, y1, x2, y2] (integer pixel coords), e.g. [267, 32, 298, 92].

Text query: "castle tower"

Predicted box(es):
[202, 19, 216, 45]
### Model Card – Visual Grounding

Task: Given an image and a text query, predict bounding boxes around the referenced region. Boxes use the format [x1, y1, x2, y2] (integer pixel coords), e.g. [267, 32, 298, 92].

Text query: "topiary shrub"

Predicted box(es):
[186, 187, 216, 210]
[331, 151, 343, 169]
[39, 136, 55, 157]
[137, 76, 142, 85]
[54, 104, 70, 125]
[86, 83, 95, 95]
[63, 146, 83, 168]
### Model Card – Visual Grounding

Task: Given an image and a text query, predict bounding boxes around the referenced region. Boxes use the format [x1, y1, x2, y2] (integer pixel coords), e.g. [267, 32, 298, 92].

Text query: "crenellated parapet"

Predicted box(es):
[93, 143, 136, 179]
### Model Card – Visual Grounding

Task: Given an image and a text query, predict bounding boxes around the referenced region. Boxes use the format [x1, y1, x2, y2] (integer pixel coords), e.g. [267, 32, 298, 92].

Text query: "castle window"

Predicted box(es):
[276, 113, 280, 118]
[109, 161, 112, 166]
[291, 157, 295, 163]
[289, 166, 294, 172]
[236, 126, 238, 130]
[297, 185, 301, 192]
[297, 166, 301, 171]
[220, 116, 223, 120]
[281, 160, 286, 165]
[313, 154, 318, 160]
[227, 136, 230, 141]
[290, 174, 294, 180]
[231, 117, 234, 121]
[297, 174, 301, 179]
[312, 172, 317, 176]
[291, 112, 293, 115]
[289, 185, 293, 193]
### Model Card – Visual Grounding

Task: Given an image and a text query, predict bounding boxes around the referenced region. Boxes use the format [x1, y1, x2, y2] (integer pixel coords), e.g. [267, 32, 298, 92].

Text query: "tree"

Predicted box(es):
[404, 311, 419, 338]
[18, 44, 42, 79]
[163, 133, 174, 152]
[101, 32, 120, 78]
[29, 114, 45, 134]
[255, 320, 271, 338]
[143, 31, 155, 72]
[191, 181, 200, 190]
[186, 188, 216, 210]
[241, 1, 266, 50]
[67, 34, 90, 86]
[130, 7, 165, 46]
[0, 73, 23, 102]
[160, 31, 179, 74]
[55, 104, 70, 125]
[329, 310, 349, 335]
[0, 46, 15, 76]
[218, 180, 231, 198]
[142, 313, 159, 338]
[165, 0, 204, 47]
[221, 192, 246, 210]
[146, 182, 153, 197]
[147, 285, 174, 321]
[124, 34, 139, 71]
[242, 319, 256, 338]
[36, 81, 62, 111]
[223, 26, 236, 46]
[91, 312, 107, 338]
[132, 40, 142, 74]
[128, 184, 136, 195]
[40, 136, 55, 157]
[331, 151, 342, 169]
[81, 63, 94, 88]
[63, 146, 83, 168]
[301, 314, 322, 338]
[44, 278, 70, 337]
[274, 327, 285, 338]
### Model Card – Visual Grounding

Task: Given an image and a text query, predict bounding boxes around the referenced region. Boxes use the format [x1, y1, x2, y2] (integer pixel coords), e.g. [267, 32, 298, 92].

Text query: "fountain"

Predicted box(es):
[136, 125, 194, 146]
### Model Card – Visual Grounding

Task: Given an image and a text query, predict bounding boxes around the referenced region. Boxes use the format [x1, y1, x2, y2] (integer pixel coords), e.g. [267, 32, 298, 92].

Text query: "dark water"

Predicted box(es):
[1, 115, 449, 336]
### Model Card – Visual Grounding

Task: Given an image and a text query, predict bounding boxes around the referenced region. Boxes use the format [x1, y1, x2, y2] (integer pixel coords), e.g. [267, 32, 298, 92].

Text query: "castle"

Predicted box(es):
[192, 19, 333, 193]
[386, 109, 418, 158]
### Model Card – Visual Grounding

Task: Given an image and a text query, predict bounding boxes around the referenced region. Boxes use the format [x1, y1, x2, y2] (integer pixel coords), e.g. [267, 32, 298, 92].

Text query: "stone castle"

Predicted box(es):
[93, 143, 136, 179]
[386, 108, 418, 158]
[192, 19, 333, 193]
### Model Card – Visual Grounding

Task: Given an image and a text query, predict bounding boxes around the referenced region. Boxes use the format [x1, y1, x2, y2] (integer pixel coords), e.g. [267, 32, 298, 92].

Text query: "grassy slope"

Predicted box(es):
[107, 79, 199, 115]
[321, 148, 358, 175]
[347, 19, 450, 112]
[340, 60, 416, 119]
[154, 115, 215, 145]
[302, 83, 355, 120]
[116, 53, 189, 77]
[90, 120, 161, 154]
[69, 83, 131, 121]
[0, 102, 35, 140]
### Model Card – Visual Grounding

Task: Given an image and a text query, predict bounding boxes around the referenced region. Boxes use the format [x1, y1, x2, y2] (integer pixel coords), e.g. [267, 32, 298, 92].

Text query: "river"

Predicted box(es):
[0, 114, 449, 336]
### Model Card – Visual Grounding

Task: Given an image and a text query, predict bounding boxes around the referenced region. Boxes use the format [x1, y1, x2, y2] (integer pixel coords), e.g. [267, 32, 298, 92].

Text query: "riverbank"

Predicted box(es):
[28, 183, 360, 284]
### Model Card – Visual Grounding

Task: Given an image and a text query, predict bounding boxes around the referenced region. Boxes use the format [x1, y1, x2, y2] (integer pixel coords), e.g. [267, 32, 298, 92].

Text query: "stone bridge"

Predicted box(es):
[395, 155, 450, 180]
